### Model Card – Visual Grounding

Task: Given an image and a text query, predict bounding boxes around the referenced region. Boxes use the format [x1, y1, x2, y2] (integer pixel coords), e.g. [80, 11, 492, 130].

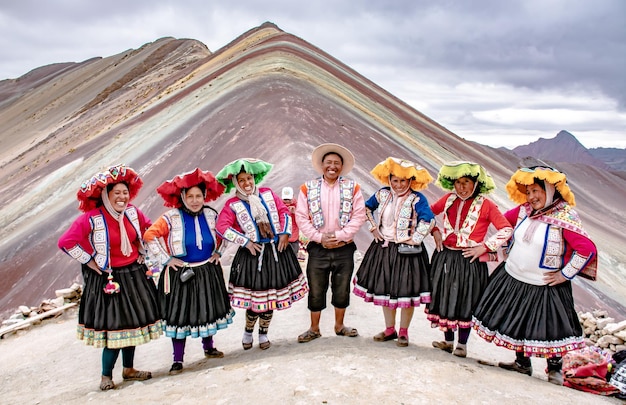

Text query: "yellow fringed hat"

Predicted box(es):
[506, 166, 575, 206]
[435, 161, 496, 194]
[370, 157, 433, 191]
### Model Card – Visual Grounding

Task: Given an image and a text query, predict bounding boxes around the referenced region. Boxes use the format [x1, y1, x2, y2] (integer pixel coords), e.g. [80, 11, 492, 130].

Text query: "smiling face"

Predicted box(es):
[236, 172, 256, 194]
[321, 152, 343, 182]
[454, 176, 475, 199]
[107, 183, 129, 213]
[183, 185, 205, 213]
[525, 182, 547, 210]
[390, 175, 411, 194]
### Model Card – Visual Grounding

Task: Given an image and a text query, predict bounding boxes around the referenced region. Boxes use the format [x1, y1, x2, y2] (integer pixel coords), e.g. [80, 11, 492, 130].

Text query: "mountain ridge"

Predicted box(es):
[0, 22, 625, 321]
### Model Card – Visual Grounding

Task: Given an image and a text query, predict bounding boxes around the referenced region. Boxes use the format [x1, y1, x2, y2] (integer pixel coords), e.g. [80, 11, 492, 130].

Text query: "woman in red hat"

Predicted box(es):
[58, 164, 161, 391]
[144, 168, 235, 375]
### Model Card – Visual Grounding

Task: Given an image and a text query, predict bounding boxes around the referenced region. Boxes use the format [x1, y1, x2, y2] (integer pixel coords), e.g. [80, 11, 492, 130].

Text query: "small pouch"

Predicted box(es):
[179, 266, 195, 282]
[397, 243, 422, 255]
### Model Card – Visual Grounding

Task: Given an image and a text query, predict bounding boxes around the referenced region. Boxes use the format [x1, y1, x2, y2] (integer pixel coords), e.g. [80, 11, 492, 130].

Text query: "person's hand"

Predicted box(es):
[136, 254, 145, 265]
[462, 245, 487, 263]
[245, 241, 262, 255]
[371, 228, 384, 242]
[321, 232, 340, 249]
[432, 229, 443, 252]
[208, 252, 221, 264]
[277, 234, 289, 252]
[544, 270, 567, 286]
[86, 259, 102, 275]
[166, 257, 186, 272]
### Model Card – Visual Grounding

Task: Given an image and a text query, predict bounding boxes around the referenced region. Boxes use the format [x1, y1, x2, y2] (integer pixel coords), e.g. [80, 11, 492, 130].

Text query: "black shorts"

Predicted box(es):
[305, 242, 357, 311]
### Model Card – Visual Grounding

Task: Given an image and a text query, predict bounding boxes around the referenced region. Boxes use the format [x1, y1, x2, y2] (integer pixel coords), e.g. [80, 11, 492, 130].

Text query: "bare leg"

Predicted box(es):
[310, 311, 321, 333]
[334, 307, 346, 332]
[399, 307, 414, 329]
[382, 307, 396, 328]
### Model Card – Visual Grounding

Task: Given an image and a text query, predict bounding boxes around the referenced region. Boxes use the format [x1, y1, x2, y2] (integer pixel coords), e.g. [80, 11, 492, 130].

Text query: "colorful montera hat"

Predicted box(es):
[156, 168, 225, 208]
[77, 164, 143, 212]
[435, 161, 496, 195]
[370, 157, 433, 191]
[506, 166, 575, 206]
[216, 158, 273, 193]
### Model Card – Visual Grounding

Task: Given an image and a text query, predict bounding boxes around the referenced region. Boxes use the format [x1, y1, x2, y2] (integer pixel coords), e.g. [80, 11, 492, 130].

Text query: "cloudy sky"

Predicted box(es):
[1, 0, 624, 148]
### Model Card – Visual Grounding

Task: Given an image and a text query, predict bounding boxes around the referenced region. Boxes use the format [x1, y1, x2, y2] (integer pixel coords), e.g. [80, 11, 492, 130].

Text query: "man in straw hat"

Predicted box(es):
[295, 143, 366, 343]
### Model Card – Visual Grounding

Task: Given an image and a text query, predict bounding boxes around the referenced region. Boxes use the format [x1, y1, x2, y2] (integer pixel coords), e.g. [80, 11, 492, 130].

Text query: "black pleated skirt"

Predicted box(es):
[158, 261, 235, 339]
[426, 247, 489, 330]
[353, 240, 431, 308]
[472, 263, 585, 358]
[229, 242, 308, 313]
[77, 261, 162, 349]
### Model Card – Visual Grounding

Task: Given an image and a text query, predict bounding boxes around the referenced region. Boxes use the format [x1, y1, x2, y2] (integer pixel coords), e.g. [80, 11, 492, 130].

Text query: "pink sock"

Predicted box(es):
[385, 326, 396, 336]
[399, 328, 408, 338]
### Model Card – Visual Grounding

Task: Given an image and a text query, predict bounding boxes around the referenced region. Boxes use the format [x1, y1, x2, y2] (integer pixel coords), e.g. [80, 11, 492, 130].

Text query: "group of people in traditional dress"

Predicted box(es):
[58, 143, 597, 391]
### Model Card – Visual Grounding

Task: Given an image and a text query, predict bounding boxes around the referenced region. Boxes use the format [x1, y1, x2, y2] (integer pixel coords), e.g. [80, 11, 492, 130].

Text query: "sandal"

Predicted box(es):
[297, 329, 322, 343]
[122, 369, 152, 381]
[335, 326, 359, 337]
[373, 330, 398, 342]
[259, 340, 271, 350]
[432, 341, 454, 353]
[99, 376, 115, 391]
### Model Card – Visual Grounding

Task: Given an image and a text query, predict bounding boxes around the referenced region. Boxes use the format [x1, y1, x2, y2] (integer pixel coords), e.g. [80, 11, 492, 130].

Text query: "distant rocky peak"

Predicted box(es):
[511, 130, 611, 170]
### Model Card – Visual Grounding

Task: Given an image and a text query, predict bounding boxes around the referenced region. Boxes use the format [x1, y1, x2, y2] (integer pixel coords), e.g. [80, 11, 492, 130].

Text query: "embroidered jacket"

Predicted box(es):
[216, 187, 291, 246]
[58, 205, 150, 270]
[365, 187, 435, 244]
[143, 206, 222, 266]
[295, 176, 366, 243]
[504, 202, 598, 281]
[431, 193, 512, 251]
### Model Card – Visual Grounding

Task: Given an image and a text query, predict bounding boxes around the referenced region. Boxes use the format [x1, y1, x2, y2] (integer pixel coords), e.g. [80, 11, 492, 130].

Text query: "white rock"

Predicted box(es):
[593, 309, 609, 318]
[604, 320, 626, 334]
[615, 330, 626, 340]
[596, 317, 615, 330]
[615, 344, 626, 352]
[578, 311, 593, 321]
[18, 305, 31, 316]
[55, 288, 77, 299]
[582, 318, 597, 329]
[597, 335, 623, 347]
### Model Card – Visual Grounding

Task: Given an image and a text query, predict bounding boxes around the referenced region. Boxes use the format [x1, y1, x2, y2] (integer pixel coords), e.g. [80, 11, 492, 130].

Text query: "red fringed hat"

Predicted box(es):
[156, 168, 225, 208]
[77, 164, 143, 212]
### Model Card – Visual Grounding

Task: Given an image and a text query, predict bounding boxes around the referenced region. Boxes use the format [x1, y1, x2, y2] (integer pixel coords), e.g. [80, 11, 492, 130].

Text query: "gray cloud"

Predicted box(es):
[0, 0, 624, 147]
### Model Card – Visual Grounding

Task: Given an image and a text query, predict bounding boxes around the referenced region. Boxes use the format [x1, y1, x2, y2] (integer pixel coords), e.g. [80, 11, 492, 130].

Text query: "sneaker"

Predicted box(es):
[547, 370, 563, 385]
[168, 362, 183, 375]
[453, 346, 467, 358]
[432, 341, 454, 353]
[204, 348, 224, 358]
[498, 361, 532, 376]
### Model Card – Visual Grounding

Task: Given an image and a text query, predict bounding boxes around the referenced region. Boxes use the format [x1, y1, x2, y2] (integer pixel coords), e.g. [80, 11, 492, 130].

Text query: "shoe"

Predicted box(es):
[204, 348, 224, 358]
[259, 340, 271, 350]
[99, 376, 115, 391]
[122, 369, 152, 381]
[242, 341, 253, 350]
[432, 341, 453, 353]
[335, 326, 359, 337]
[453, 347, 467, 358]
[373, 331, 398, 342]
[168, 363, 183, 375]
[396, 336, 409, 347]
[498, 361, 532, 376]
[298, 329, 322, 343]
[547, 370, 563, 385]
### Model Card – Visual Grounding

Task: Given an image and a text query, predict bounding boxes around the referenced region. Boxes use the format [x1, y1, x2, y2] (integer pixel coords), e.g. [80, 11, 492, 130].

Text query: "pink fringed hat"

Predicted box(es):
[156, 168, 225, 208]
[77, 164, 143, 212]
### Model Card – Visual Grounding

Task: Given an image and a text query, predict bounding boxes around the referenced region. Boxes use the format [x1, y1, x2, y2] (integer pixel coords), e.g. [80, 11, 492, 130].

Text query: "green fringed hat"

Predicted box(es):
[216, 158, 273, 193]
[435, 161, 496, 195]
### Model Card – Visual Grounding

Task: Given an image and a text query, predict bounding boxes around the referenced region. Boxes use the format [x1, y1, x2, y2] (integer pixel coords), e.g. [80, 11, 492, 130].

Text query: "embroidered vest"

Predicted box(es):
[165, 207, 218, 257]
[305, 177, 355, 230]
[441, 194, 485, 247]
[223, 190, 281, 244]
[373, 188, 421, 242]
[91, 206, 142, 269]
